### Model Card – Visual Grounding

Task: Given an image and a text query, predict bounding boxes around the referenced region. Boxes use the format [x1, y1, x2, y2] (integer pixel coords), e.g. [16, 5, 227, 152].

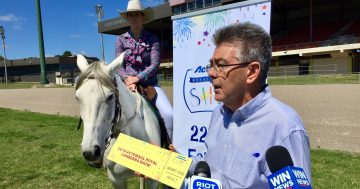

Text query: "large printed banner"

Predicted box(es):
[172, 1, 271, 157]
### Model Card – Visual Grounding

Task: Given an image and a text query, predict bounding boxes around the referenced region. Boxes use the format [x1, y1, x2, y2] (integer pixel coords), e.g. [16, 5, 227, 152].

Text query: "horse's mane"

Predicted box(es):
[76, 61, 117, 91]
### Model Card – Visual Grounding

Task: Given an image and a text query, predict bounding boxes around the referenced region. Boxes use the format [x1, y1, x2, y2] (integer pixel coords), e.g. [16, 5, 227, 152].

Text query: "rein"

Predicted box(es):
[75, 75, 142, 149]
[76, 77, 122, 136]
[76, 88, 121, 132]
[109, 88, 121, 137]
[106, 91, 142, 144]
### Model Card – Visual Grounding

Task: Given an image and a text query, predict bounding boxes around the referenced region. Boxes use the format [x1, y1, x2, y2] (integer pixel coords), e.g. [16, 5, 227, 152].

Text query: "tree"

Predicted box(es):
[62, 51, 72, 57]
[0, 55, 3, 60]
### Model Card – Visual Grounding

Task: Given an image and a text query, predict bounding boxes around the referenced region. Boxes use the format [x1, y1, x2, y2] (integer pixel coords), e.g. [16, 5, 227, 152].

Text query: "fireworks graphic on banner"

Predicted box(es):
[196, 30, 212, 47]
[173, 18, 196, 43]
[261, 4, 268, 15]
[204, 11, 229, 32]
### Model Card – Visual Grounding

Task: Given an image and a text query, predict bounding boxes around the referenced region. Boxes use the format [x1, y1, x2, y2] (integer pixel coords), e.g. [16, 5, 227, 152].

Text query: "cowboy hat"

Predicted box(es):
[118, 0, 154, 24]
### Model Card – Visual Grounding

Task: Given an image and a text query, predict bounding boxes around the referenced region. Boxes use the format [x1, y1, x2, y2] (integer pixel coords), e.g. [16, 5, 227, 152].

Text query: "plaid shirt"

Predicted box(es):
[115, 29, 160, 87]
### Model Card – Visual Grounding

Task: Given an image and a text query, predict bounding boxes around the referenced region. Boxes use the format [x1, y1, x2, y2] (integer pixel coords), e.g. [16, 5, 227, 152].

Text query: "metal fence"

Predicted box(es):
[267, 73, 360, 85]
[273, 36, 360, 52]
[268, 64, 338, 77]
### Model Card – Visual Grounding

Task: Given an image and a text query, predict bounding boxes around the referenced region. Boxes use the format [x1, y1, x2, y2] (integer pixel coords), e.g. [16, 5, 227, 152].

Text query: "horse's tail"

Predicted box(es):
[141, 95, 171, 149]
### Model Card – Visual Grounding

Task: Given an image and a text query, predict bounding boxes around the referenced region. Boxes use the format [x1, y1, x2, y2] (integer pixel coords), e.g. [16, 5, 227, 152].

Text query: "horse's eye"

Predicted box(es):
[106, 94, 114, 102]
[75, 96, 80, 101]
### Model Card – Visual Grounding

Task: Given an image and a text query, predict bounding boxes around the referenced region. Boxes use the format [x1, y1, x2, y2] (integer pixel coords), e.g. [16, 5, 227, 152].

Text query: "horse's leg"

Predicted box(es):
[140, 177, 144, 189]
[104, 139, 131, 189]
[145, 179, 160, 189]
[107, 168, 128, 189]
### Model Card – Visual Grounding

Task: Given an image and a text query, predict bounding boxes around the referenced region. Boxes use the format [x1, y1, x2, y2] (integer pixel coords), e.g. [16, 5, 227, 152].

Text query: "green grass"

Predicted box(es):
[0, 82, 37, 89]
[1, 74, 359, 89]
[1, 108, 360, 188]
[268, 74, 360, 85]
[158, 80, 173, 87]
[0, 82, 74, 89]
[312, 149, 360, 188]
[160, 74, 360, 86]
[0, 108, 119, 189]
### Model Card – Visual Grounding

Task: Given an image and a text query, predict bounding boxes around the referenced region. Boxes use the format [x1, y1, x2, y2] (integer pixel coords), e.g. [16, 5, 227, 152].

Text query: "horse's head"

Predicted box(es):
[75, 53, 125, 167]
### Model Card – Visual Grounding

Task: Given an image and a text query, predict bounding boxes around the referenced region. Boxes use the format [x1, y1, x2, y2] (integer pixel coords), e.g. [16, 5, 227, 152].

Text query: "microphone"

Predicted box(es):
[266, 146, 312, 189]
[184, 161, 222, 189]
[194, 161, 211, 178]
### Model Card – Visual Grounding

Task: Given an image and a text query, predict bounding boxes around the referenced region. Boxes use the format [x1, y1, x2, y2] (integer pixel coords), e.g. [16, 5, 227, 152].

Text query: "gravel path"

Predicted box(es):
[0, 85, 359, 152]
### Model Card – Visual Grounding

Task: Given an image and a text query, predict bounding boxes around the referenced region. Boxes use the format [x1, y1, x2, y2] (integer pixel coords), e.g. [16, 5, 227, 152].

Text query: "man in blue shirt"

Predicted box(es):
[191, 22, 312, 188]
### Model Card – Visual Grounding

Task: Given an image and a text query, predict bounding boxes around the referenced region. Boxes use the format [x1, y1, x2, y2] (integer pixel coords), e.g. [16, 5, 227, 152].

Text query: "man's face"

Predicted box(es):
[208, 42, 249, 108]
[127, 12, 144, 28]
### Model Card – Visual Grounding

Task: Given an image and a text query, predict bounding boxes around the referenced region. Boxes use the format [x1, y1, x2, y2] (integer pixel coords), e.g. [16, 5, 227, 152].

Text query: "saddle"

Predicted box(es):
[136, 84, 172, 149]
[136, 85, 157, 102]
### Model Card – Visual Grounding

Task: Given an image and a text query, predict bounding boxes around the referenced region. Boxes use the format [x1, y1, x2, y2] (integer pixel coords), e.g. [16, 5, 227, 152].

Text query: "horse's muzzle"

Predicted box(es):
[87, 160, 103, 168]
[82, 145, 101, 162]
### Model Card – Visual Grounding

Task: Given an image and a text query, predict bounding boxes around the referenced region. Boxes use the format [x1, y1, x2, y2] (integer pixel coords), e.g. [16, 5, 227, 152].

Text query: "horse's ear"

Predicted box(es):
[107, 52, 125, 75]
[77, 54, 89, 73]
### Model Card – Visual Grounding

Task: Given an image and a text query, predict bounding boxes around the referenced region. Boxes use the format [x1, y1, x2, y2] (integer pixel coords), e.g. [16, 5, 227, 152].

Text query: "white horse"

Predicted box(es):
[75, 53, 168, 189]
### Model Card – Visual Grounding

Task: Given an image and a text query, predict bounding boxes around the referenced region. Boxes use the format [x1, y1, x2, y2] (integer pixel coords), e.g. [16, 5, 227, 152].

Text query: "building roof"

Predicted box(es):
[98, 3, 172, 35]
[1, 56, 99, 67]
[99, 0, 360, 35]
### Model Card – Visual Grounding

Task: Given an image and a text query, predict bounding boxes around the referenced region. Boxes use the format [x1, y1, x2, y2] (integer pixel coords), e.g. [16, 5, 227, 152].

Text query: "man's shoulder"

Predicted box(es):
[265, 97, 305, 131]
[268, 97, 300, 118]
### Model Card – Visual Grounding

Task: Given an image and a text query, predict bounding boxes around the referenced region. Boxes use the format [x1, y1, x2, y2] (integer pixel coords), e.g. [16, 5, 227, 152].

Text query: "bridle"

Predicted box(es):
[76, 76, 122, 147]
[76, 75, 141, 149]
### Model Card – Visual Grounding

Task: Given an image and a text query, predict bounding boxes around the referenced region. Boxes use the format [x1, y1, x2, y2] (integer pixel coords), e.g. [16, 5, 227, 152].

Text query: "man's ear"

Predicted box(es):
[246, 62, 261, 84]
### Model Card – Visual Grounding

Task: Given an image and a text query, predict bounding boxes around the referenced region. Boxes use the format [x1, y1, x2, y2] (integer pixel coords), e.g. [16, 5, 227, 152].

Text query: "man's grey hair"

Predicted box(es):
[212, 22, 272, 84]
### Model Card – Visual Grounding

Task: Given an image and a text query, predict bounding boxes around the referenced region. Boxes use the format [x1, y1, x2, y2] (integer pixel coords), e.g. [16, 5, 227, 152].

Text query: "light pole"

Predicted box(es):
[0, 26, 8, 84]
[95, 5, 105, 61]
[35, 0, 49, 84]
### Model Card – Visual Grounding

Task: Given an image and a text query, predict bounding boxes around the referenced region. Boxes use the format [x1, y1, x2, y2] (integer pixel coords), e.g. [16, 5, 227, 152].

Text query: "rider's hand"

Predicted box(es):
[135, 171, 149, 179]
[125, 76, 140, 86]
[169, 144, 176, 152]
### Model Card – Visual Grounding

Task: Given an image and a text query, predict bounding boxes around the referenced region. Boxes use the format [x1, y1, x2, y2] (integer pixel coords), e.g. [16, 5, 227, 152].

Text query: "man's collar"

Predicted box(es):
[221, 85, 271, 122]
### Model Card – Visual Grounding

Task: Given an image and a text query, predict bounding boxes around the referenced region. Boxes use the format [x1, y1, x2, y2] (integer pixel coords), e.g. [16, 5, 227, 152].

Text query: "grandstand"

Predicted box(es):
[270, 0, 360, 76]
[0, 56, 98, 83]
[2, 0, 359, 82]
[169, 0, 357, 77]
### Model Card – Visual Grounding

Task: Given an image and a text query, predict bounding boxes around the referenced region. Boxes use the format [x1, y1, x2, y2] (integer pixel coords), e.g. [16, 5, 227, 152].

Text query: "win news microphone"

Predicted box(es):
[186, 161, 222, 189]
[266, 146, 312, 189]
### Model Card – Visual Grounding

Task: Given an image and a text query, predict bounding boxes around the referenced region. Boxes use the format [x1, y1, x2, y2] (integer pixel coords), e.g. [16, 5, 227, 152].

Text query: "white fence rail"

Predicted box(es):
[268, 64, 338, 76]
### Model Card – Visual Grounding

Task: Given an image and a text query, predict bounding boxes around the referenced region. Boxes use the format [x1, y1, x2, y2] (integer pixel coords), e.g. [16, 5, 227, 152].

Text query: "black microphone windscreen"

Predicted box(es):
[266, 145, 294, 173]
[194, 161, 211, 178]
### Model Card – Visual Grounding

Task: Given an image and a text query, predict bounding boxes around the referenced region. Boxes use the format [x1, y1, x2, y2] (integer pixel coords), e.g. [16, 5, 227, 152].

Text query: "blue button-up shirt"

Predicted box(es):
[190, 86, 311, 189]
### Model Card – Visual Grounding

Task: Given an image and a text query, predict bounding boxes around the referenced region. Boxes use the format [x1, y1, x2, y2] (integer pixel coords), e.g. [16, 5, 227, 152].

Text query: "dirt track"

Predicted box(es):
[0, 85, 359, 152]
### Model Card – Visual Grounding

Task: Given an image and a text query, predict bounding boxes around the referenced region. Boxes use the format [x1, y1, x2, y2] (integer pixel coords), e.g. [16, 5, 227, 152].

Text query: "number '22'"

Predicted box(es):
[190, 125, 207, 143]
